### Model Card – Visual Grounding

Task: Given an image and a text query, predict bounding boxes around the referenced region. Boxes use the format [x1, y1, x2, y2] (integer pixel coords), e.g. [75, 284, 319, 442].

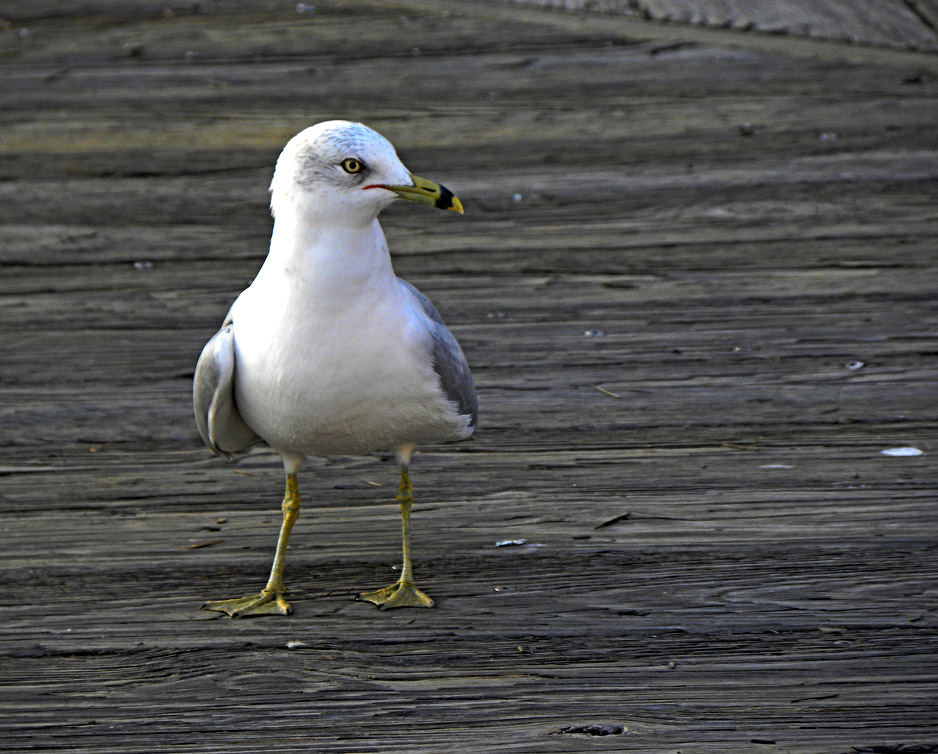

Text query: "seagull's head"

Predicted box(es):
[269, 120, 463, 225]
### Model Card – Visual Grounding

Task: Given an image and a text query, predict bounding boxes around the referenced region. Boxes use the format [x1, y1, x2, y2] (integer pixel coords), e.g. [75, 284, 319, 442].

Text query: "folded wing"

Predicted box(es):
[400, 280, 478, 431]
[193, 320, 262, 460]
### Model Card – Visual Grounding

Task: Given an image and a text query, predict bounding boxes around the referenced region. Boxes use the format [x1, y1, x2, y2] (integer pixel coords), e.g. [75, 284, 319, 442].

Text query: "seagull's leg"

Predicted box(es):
[202, 470, 301, 618]
[359, 463, 435, 609]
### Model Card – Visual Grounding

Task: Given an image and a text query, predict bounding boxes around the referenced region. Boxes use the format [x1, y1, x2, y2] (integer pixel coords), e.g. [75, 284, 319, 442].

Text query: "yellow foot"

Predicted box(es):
[359, 581, 435, 609]
[201, 589, 292, 618]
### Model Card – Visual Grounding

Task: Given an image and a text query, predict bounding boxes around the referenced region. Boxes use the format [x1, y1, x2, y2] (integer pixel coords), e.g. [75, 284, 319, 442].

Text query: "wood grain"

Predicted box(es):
[1, 2, 937, 752]
[509, 0, 938, 50]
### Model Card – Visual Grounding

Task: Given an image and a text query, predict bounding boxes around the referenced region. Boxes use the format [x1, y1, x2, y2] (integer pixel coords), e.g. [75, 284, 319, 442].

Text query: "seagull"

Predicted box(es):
[193, 120, 477, 617]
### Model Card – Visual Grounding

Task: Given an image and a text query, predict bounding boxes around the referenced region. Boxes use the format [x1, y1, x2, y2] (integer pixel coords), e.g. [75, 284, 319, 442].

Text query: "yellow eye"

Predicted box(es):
[340, 158, 364, 174]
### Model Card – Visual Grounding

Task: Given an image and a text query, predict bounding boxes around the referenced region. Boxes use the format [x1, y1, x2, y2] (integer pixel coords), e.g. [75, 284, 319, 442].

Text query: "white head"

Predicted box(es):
[269, 121, 461, 227]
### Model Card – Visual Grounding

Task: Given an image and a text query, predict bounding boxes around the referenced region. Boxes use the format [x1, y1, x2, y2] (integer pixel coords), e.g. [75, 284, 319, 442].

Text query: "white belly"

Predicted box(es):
[230, 278, 466, 457]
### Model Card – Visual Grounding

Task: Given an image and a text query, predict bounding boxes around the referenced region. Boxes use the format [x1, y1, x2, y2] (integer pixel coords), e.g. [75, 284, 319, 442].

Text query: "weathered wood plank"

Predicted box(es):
[510, 0, 938, 50]
[1, 1, 937, 753]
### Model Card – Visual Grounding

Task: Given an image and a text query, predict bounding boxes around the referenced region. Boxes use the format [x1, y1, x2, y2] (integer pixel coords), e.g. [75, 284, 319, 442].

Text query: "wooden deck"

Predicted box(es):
[2, 1, 937, 752]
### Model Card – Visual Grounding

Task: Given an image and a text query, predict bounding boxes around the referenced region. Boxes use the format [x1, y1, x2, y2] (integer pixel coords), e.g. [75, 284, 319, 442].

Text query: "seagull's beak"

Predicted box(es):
[367, 174, 464, 213]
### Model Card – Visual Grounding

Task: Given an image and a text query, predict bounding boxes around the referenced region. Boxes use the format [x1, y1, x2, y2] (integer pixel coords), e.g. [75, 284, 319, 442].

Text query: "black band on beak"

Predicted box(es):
[434, 185, 457, 211]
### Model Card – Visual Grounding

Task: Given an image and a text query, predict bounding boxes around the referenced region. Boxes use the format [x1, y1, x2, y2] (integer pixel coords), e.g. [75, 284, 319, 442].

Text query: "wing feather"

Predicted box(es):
[193, 323, 262, 460]
[400, 280, 478, 430]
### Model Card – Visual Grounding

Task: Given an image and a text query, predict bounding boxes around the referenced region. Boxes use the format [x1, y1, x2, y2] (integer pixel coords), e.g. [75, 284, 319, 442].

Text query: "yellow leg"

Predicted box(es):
[202, 472, 300, 618]
[360, 465, 435, 609]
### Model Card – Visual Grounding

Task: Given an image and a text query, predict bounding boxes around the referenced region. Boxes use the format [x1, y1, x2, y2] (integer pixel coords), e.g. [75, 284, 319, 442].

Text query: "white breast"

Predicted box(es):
[230, 270, 466, 457]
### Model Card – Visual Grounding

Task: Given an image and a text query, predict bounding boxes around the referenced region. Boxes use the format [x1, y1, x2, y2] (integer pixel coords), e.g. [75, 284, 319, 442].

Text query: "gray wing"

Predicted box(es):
[400, 280, 478, 431]
[193, 315, 263, 461]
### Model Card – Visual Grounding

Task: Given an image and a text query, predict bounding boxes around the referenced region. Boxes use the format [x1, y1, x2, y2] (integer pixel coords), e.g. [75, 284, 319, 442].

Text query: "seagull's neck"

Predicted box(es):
[256, 211, 396, 295]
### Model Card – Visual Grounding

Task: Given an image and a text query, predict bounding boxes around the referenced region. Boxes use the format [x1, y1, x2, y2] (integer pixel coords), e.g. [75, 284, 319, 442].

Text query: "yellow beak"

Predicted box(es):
[376, 174, 464, 213]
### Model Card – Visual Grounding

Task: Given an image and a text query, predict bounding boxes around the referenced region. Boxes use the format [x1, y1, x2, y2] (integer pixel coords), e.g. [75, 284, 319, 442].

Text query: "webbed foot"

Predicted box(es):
[359, 581, 435, 609]
[202, 589, 292, 618]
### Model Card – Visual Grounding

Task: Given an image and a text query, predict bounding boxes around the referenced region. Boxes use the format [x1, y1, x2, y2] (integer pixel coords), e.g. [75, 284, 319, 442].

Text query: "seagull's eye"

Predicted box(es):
[340, 158, 364, 174]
